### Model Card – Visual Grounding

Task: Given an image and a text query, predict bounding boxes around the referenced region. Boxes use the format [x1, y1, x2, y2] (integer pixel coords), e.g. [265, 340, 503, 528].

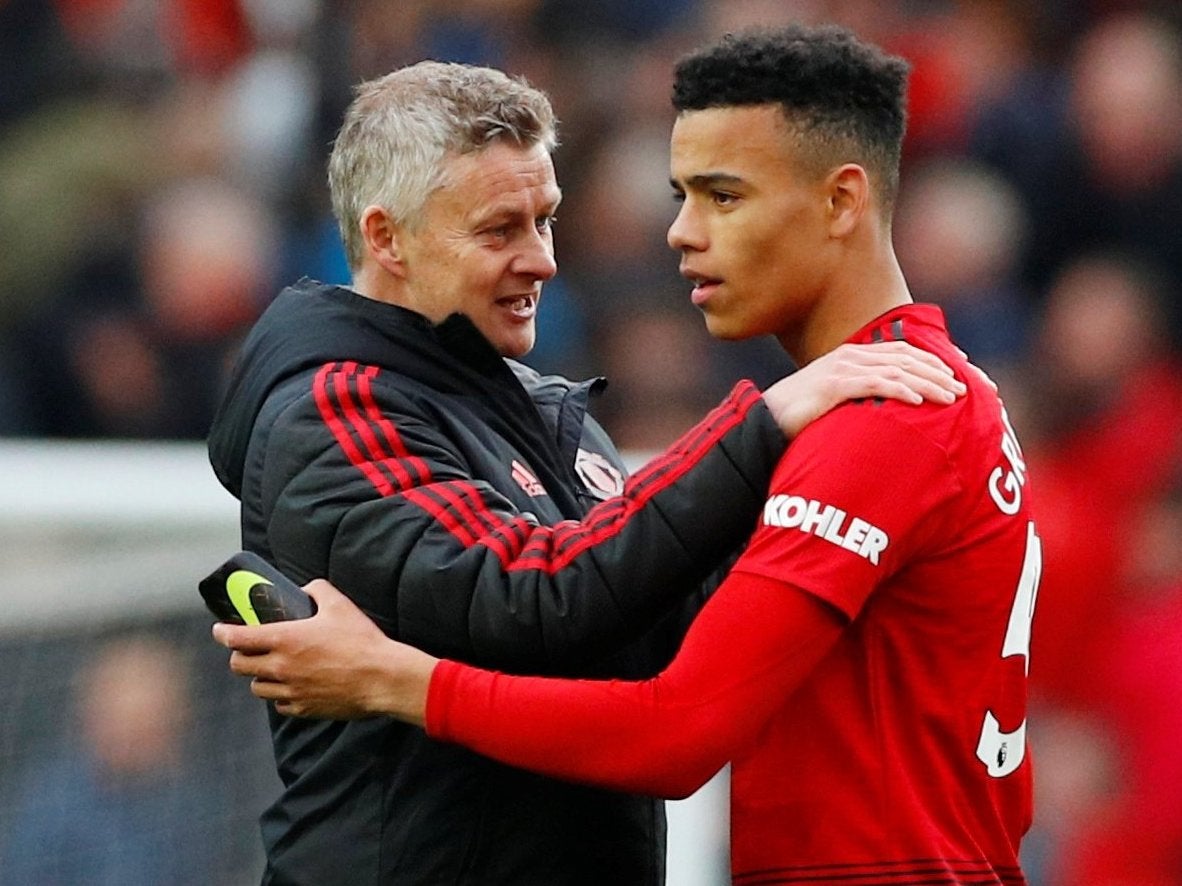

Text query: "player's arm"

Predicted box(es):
[219, 567, 845, 799]
[430, 570, 845, 797]
[264, 375, 786, 670]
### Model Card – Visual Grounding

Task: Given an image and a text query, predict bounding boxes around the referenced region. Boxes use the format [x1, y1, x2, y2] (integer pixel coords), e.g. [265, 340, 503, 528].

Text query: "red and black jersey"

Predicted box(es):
[207, 280, 790, 885]
[428, 304, 1039, 885]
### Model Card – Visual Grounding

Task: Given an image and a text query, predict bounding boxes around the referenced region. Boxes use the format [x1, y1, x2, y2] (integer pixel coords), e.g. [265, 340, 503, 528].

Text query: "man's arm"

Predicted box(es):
[241, 342, 962, 673]
[216, 568, 843, 800]
[266, 373, 779, 671]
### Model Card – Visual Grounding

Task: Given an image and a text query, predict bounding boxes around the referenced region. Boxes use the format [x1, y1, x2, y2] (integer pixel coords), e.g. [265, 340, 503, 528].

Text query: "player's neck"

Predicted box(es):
[780, 249, 913, 366]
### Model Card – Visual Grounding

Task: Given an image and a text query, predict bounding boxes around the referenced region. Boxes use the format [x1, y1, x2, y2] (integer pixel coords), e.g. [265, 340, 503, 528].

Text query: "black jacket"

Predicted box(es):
[207, 280, 787, 885]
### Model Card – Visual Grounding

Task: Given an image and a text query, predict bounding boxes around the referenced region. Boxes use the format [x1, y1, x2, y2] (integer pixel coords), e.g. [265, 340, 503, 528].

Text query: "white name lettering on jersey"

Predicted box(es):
[763, 495, 889, 565]
[988, 405, 1028, 516]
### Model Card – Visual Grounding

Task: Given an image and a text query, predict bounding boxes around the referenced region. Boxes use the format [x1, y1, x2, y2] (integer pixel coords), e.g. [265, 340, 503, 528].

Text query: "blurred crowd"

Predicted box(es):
[0, 619, 277, 884]
[1, 0, 1181, 883]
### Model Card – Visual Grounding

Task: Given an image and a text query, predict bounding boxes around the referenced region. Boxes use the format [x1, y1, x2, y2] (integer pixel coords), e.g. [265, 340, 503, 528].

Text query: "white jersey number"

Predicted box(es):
[975, 521, 1042, 778]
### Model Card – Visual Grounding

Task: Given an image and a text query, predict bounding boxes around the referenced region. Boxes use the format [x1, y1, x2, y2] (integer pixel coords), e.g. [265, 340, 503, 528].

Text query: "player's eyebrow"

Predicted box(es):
[671, 172, 746, 191]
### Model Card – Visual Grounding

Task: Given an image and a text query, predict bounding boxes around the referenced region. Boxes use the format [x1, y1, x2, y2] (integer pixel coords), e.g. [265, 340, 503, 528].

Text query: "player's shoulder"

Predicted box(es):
[791, 393, 953, 476]
[798, 365, 1005, 487]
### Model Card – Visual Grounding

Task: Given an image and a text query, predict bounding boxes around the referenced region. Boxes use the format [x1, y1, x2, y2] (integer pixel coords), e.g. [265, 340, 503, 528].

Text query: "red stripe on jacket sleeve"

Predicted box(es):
[355, 367, 432, 486]
[402, 485, 482, 548]
[315, 362, 513, 548]
[331, 364, 419, 491]
[314, 363, 398, 496]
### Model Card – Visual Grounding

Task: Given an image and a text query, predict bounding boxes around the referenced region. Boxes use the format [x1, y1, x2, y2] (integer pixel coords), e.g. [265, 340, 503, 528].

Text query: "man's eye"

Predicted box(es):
[712, 191, 737, 206]
[536, 215, 557, 232]
[671, 191, 686, 204]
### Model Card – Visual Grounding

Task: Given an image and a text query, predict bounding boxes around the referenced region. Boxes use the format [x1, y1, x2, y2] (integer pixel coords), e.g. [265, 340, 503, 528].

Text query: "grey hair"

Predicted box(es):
[328, 61, 559, 270]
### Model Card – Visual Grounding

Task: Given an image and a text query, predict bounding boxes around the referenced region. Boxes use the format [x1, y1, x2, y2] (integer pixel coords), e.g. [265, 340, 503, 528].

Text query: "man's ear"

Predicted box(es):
[825, 164, 870, 239]
[359, 205, 407, 278]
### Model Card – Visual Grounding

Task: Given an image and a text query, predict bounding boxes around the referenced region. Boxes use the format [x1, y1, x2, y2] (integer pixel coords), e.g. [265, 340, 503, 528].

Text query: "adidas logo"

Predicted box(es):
[511, 460, 546, 497]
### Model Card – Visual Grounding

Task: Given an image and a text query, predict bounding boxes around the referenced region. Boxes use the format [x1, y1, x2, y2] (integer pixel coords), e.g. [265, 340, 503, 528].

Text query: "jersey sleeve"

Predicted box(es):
[264, 366, 787, 673]
[732, 399, 963, 619]
[426, 568, 845, 798]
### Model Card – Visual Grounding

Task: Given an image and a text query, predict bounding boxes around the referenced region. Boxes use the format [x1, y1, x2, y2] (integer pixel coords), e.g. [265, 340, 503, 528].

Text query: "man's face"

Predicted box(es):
[667, 105, 834, 346]
[398, 141, 561, 358]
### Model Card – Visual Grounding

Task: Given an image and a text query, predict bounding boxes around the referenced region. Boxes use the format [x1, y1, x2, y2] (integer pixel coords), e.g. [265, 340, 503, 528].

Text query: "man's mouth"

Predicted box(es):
[497, 294, 537, 319]
[684, 272, 722, 306]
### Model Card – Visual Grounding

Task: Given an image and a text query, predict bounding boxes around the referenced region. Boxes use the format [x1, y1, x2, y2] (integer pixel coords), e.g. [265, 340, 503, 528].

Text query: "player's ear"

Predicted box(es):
[825, 164, 870, 239]
[359, 205, 408, 278]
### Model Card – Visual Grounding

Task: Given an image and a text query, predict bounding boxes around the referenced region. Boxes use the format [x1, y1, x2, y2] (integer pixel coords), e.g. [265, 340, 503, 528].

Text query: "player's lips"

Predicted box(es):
[681, 268, 723, 306]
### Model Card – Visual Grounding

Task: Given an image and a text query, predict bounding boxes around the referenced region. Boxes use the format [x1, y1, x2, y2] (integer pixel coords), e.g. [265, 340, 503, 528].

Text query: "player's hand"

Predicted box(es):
[761, 341, 966, 438]
[212, 579, 437, 725]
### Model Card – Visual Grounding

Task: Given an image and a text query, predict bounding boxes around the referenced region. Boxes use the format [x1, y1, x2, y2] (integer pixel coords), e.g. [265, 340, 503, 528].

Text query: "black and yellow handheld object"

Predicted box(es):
[198, 552, 317, 625]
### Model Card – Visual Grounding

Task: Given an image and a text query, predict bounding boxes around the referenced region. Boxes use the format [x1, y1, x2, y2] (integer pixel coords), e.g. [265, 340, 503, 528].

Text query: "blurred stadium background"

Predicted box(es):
[1, 1, 1181, 883]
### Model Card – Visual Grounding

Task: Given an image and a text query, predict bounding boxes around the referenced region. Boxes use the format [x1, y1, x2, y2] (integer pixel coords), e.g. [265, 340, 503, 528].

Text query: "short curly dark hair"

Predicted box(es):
[672, 24, 911, 212]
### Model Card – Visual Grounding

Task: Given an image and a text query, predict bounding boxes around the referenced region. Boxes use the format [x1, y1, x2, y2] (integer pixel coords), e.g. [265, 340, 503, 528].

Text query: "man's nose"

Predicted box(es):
[667, 201, 705, 251]
[514, 229, 558, 280]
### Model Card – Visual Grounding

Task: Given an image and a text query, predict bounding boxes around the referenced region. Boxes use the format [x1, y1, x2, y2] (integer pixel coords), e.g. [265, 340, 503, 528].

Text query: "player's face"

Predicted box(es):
[397, 141, 561, 358]
[668, 105, 836, 348]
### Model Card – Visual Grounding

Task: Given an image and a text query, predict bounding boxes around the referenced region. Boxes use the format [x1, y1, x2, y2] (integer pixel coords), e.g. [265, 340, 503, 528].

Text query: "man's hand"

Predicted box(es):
[762, 341, 967, 438]
[212, 580, 437, 726]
